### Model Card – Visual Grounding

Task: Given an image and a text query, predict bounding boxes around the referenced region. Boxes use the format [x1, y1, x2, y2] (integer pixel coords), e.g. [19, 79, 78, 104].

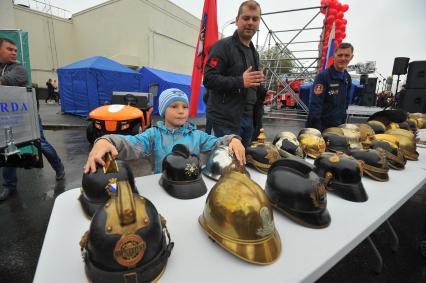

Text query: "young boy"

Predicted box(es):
[84, 88, 246, 174]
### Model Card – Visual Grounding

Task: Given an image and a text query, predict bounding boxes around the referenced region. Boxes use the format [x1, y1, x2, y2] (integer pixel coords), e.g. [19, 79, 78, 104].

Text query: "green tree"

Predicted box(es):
[259, 44, 295, 87]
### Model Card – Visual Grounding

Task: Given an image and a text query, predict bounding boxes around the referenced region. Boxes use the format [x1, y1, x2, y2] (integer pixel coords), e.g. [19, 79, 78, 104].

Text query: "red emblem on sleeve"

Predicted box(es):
[208, 57, 218, 68]
[313, 84, 324, 96]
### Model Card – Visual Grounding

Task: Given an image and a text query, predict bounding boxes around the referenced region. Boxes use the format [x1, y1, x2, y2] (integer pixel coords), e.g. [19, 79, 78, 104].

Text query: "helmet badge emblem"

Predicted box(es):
[114, 234, 146, 267]
[185, 163, 199, 177]
[256, 207, 274, 237]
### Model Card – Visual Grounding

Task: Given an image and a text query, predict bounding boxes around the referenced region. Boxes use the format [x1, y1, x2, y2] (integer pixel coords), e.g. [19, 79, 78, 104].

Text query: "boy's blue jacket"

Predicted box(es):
[102, 121, 237, 173]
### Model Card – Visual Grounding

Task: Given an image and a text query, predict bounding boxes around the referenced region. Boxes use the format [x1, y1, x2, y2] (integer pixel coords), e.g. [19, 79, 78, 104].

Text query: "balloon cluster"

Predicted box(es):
[319, 0, 349, 68]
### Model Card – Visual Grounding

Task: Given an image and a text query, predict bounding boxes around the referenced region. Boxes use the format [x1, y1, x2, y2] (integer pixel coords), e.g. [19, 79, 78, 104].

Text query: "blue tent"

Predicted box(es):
[139, 67, 205, 115]
[299, 79, 362, 109]
[58, 56, 142, 117]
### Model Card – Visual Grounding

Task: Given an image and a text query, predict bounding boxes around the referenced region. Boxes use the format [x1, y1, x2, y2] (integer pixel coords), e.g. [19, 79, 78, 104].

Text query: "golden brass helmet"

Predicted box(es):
[409, 113, 426, 129]
[371, 134, 399, 148]
[322, 127, 344, 136]
[385, 128, 415, 140]
[338, 124, 362, 149]
[387, 122, 400, 130]
[297, 130, 326, 159]
[370, 134, 406, 169]
[198, 165, 281, 265]
[356, 123, 376, 147]
[385, 129, 418, 161]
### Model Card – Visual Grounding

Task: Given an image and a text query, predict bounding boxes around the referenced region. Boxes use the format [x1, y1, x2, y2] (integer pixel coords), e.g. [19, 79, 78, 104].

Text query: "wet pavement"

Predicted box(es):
[0, 104, 425, 282]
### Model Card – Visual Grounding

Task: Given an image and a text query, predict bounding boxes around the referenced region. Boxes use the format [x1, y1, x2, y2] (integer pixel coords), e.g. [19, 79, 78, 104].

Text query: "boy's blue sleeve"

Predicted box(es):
[105, 128, 156, 160]
[197, 131, 240, 152]
[197, 131, 221, 152]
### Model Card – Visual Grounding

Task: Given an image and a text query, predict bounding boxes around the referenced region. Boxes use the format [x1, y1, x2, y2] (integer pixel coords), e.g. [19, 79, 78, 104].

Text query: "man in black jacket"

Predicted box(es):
[0, 38, 65, 201]
[203, 0, 274, 147]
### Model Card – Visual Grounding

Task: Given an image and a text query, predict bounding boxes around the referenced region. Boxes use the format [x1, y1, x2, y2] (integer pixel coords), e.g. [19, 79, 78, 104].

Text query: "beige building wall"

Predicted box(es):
[13, 6, 75, 86]
[12, 0, 200, 87]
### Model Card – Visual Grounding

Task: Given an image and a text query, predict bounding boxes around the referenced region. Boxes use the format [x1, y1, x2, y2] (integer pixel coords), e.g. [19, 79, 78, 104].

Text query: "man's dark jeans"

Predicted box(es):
[212, 114, 254, 148]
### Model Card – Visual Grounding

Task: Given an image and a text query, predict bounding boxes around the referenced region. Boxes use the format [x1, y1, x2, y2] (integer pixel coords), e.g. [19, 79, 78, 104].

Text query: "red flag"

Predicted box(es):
[189, 0, 218, 117]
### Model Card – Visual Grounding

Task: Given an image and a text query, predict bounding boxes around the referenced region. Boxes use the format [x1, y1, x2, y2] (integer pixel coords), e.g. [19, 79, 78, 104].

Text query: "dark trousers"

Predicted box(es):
[45, 90, 57, 103]
[205, 118, 213, 135]
[212, 114, 254, 148]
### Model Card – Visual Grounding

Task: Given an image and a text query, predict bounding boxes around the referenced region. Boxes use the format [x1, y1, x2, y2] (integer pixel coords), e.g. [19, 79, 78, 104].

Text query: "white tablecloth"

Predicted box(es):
[34, 148, 426, 283]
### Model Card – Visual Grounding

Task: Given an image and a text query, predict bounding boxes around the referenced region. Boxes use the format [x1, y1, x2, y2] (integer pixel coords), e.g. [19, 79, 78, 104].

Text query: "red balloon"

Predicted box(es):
[341, 4, 349, 12]
[336, 11, 344, 19]
[328, 8, 337, 15]
[342, 18, 347, 25]
[335, 19, 343, 26]
[342, 32, 347, 39]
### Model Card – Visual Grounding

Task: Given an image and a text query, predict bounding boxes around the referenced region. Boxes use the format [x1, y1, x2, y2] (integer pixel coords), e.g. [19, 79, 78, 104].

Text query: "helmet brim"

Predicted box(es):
[198, 214, 281, 265]
[159, 176, 207, 199]
[328, 181, 368, 202]
[271, 203, 331, 229]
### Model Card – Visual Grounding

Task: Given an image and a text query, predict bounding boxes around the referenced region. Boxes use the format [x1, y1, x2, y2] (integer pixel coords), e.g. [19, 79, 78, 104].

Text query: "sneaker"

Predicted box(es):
[56, 166, 65, 181]
[0, 187, 16, 201]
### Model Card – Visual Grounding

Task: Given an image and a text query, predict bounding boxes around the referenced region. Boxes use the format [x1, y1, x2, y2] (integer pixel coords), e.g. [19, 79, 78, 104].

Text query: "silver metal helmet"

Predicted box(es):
[202, 145, 250, 181]
[272, 132, 306, 159]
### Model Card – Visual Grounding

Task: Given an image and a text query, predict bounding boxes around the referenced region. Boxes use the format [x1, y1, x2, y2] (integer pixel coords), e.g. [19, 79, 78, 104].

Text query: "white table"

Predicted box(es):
[34, 148, 426, 283]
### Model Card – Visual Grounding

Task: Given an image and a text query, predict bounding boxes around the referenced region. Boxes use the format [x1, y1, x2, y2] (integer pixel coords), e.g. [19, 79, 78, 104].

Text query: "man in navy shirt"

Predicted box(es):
[306, 43, 354, 131]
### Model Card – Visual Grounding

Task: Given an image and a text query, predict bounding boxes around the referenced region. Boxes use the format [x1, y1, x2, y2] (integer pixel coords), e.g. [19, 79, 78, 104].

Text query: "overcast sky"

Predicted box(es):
[20, 0, 426, 79]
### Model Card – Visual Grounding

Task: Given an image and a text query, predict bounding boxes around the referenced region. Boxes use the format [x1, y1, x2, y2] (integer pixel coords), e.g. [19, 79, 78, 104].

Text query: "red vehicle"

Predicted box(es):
[276, 79, 304, 108]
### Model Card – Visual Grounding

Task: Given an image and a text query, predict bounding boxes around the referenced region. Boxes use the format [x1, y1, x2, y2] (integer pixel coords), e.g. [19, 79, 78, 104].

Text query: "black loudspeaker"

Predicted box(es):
[399, 89, 426, 113]
[366, 77, 378, 93]
[360, 92, 376, 107]
[392, 57, 410, 75]
[406, 61, 426, 89]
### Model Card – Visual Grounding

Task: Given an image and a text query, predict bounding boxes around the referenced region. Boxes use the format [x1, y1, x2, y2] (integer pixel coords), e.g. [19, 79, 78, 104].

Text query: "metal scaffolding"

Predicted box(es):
[256, 5, 328, 117]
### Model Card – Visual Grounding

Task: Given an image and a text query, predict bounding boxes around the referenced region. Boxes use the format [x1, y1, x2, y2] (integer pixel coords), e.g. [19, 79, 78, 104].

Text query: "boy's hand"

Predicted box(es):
[83, 139, 118, 174]
[228, 138, 246, 165]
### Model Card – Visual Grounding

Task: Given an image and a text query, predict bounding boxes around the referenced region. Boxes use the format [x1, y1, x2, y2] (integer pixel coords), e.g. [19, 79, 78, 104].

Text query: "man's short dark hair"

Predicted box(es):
[237, 0, 261, 17]
[335, 42, 354, 53]
[0, 38, 17, 48]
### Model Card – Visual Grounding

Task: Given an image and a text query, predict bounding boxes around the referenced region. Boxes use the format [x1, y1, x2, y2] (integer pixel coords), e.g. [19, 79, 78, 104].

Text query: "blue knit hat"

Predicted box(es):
[158, 88, 189, 117]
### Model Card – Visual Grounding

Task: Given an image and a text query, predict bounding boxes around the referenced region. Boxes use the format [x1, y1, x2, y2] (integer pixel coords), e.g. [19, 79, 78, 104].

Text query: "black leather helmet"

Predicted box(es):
[314, 152, 368, 202]
[349, 148, 389, 181]
[79, 157, 137, 218]
[367, 120, 386, 134]
[265, 158, 331, 228]
[80, 181, 174, 283]
[322, 132, 351, 154]
[246, 129, 281, 174]
[159, 144, 207, 199]
[368, 109, 408, 126]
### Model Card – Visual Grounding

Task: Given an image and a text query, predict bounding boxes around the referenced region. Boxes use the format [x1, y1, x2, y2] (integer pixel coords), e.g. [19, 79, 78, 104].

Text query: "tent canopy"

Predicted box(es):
[139, 67, 205, 115]
[58, 56, 142, 117]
